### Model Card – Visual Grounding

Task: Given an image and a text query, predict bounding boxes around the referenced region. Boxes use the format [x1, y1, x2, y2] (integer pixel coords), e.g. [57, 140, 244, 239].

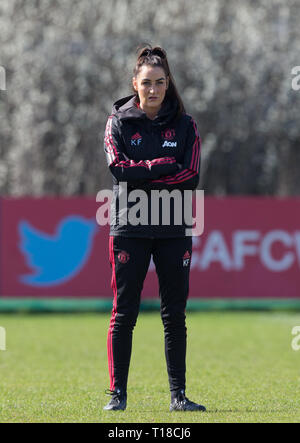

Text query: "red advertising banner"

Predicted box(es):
[189, 197, 300, 298]
[1, 197, 300, 299]
[0, 198, 111, 297]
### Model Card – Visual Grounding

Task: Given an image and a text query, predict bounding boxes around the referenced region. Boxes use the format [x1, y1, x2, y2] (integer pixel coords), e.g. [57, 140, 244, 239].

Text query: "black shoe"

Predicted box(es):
[170, 389, 206, 412]
[103, 388, 127, 411]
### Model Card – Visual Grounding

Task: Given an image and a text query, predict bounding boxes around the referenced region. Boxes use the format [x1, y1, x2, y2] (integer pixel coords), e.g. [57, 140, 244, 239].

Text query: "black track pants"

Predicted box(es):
[107, 235, 193, 393]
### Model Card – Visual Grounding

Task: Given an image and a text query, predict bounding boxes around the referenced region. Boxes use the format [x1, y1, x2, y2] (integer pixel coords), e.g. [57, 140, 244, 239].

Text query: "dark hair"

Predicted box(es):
[132, 44, 185, 119]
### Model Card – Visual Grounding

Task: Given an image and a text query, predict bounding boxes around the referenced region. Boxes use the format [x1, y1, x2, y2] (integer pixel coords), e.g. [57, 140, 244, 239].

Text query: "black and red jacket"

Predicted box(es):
[103, 94, 201, 238]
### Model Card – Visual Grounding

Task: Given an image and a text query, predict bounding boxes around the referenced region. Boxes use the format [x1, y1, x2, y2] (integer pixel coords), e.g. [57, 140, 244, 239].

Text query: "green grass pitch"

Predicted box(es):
[0, 311, 300, 423]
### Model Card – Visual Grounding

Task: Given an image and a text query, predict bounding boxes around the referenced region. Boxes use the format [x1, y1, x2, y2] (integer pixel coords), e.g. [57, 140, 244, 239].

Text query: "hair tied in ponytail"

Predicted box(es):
[139, 47, 166, 59]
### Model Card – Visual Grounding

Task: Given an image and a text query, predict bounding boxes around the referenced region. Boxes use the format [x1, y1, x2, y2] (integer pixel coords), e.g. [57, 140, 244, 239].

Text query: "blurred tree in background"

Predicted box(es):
[0, 0, 299, 196]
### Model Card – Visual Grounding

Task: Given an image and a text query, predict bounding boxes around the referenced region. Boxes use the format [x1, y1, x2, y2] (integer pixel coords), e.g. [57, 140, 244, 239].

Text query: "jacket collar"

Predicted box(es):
[112, 94, 179, 126]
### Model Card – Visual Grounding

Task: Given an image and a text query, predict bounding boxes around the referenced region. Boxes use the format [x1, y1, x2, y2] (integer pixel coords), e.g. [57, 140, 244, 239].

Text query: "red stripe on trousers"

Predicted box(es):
[107, 237, 112, 389]
[107, 236, 117, 391]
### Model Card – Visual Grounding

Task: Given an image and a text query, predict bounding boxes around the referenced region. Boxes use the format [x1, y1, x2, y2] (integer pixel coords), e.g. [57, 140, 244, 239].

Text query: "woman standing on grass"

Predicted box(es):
[103, 44, 205, 412]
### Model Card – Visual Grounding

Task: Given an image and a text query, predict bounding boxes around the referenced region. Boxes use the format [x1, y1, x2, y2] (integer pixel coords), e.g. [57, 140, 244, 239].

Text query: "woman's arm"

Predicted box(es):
[134, 116, 201, 191]
[104, 115, 179, 183]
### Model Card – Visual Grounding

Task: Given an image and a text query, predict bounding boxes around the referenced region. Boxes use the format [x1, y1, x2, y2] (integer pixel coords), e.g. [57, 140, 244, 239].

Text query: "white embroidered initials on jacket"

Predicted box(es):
[131, 132, 142, 146]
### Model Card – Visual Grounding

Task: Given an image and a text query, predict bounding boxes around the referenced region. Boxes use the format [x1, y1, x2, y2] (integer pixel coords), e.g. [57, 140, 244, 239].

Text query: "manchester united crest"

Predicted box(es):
[161, 128, 175, 141]
[118, 250, 130, 264]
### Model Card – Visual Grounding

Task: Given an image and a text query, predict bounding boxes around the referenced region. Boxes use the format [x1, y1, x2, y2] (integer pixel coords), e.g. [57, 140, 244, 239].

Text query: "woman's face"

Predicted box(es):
[133, 65, 169, 111]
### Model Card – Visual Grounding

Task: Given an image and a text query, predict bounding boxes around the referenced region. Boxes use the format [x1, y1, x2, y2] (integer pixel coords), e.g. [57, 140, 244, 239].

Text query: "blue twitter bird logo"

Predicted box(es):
[19, 216, 98, 287]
